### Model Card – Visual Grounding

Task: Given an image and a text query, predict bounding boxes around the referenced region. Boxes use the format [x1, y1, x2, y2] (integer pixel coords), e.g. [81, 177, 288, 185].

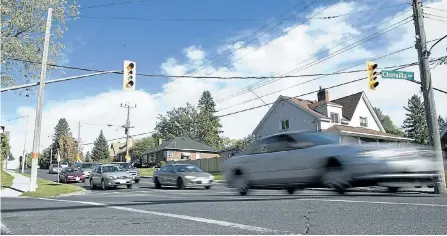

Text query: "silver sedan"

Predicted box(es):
[153, 164, 215, 190]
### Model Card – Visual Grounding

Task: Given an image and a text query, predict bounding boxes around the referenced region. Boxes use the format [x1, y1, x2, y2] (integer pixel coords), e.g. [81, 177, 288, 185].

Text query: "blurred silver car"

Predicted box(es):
[48, 164, 60, 174]
[223, 131, 440, 195]
[153, 164, 215, 190]
[89, 164, 133, 190]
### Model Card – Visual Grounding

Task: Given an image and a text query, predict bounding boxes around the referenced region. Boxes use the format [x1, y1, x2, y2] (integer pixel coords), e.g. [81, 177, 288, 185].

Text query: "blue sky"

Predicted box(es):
[2, 0, 447, 157]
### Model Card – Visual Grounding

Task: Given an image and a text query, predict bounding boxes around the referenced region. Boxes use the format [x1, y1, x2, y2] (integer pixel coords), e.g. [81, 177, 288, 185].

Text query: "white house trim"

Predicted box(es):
[359, 92, 386, 132]
[252, 96, 328, 135]
[339, 130, 414, 141]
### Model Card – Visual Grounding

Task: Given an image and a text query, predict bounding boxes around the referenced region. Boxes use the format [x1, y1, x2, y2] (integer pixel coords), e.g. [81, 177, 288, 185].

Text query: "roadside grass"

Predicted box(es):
[138, 167, 155, 177]
[212, 173, 224, 181]
[20, 173, 85, 198]
[1, 169, 14, 189]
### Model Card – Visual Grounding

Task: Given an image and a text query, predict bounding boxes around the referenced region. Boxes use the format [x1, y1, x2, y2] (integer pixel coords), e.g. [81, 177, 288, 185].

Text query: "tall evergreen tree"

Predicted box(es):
[91, 130, 109, 161]
[85, 151, 91, 162]
[402, 95, 428, 144]
[373, 107, 405, 136]
[52, 118, 77, 162]
[196, 90, 223, 148]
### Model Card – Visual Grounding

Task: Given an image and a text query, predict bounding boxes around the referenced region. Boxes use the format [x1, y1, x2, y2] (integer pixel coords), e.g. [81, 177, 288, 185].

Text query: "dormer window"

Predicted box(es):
[330, 112, 340, 123]
[360, 116, 368, 127]
[280, 119, 290, 130]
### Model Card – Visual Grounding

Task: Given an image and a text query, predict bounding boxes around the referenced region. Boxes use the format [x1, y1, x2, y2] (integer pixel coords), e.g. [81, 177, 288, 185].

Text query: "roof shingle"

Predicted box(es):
[330, 92, 363, 120]
[324, 124, 406, 139]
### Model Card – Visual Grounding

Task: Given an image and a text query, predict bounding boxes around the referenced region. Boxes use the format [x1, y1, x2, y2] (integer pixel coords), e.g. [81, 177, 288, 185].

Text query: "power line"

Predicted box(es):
[78, 3, 410, 23]
[215, 12, 412, 103]
[215, 59, 444, 118]
[213, 8, 412, 103]
[1, 115, 28, 123]
[80, 0, 150, 9]
[424, 6, 447, 13]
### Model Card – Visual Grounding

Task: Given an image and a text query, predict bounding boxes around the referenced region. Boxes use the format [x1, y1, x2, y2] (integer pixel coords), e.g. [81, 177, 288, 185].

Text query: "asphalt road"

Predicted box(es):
[2, 173, 447, 235]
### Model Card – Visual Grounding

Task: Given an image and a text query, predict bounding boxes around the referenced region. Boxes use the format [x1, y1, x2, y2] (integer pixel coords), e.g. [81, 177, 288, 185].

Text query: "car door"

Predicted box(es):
[92, 166, 102, 185]
[60, 168, 66, 180]
[156, 165, 170, 185]
[163, 165, 176, 185]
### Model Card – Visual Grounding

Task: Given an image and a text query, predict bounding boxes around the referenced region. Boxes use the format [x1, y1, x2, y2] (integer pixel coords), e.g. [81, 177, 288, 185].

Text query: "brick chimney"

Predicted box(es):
[317, 86, 329, 101]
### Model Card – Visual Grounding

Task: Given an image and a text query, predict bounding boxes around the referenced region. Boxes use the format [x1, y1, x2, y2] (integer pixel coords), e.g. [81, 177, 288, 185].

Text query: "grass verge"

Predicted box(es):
[212, 173, 224, 181]
[138, 168, 155, 177]
[20, 173, 86, 198]
[1, 169, 14, 189]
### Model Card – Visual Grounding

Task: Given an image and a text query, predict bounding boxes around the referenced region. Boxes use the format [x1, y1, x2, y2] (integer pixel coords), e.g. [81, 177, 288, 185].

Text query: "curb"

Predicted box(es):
[308, 187, 434, 194]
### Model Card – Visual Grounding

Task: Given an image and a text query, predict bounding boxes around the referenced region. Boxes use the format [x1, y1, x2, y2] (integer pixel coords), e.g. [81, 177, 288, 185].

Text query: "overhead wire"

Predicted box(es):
[80, 0, 151, 9]
[215, 10, 413, 103]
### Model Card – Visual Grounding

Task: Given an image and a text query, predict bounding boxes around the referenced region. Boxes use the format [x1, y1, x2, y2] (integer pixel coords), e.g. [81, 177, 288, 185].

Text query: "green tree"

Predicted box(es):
[0, 134, 11, 161]
[52, 118, 77, 162]
[91, 130, 109, 161]
[1, 0, 80, 89]
[196, 90, 223, 149]
[373, 107, 405, 136]
[402, 95, 428, 144]
[132, 137, 156, 158]
[154, 103, 200, 141]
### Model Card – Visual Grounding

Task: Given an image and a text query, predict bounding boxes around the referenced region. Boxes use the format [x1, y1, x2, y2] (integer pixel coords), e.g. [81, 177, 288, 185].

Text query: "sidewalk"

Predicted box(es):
[1, 170, 30, 198]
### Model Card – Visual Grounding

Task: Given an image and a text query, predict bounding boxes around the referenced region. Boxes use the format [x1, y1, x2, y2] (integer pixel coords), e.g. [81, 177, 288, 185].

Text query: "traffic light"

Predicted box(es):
[367, 61, 378, 90]
[123, 60, 136, 91]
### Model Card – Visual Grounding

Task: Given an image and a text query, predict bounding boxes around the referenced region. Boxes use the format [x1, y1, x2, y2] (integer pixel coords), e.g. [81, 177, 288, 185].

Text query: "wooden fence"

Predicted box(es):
[167, 157, 223, 173]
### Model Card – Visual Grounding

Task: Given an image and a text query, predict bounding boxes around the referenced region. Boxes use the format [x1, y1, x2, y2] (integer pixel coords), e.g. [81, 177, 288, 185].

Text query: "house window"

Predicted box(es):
[167, 151, 173, 158]
[330, 112, 340, 123]
[280, 120, 290, 130]
[360, 116, 368, 127]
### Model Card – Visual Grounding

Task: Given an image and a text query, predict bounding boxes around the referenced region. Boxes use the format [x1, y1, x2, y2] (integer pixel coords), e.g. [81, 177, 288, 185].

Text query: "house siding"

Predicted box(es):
[254, 100, 318, 137]
[348, 97, 381, 131]
[165, 150, 218, 162]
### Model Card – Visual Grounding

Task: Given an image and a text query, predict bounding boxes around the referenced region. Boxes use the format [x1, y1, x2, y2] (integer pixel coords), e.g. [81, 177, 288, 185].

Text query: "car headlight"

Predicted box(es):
[109, 176, 115, 180]
[67, 176, 73, 178]
[185, 176, 196, 179]
[209, 175, 215, 180]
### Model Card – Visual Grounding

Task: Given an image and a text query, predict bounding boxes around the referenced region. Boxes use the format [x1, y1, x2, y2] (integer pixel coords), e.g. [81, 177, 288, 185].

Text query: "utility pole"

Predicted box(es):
[21, 115, 29, 173]
[120, 102, 136, 163]
[412, 0, 446, 194]
[29, 8, 53, 192]
[77, 121, 81, 162]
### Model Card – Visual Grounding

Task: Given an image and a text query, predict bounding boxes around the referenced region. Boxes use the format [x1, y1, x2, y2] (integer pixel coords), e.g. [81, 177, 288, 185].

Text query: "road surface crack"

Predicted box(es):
[303, 211, 311, 234]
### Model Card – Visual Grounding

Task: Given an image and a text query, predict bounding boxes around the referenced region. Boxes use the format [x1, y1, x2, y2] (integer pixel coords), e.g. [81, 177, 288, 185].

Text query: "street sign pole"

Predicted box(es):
[57, 150, 60, 183]
[29, 8, 53, 192]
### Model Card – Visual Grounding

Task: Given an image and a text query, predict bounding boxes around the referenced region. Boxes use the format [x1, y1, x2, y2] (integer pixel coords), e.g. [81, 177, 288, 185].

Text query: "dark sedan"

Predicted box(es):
[59, 167, 86, 183]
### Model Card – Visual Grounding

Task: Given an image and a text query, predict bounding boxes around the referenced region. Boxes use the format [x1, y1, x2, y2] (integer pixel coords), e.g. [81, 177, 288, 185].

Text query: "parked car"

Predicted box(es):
[59, 167, 86, 183]
[111, 162, 141, 183]
[74, 162, 98, 179]
[90, 164, 133, 190]
[223, 130, 440, 196]
[60, 162, 69, 168]
[153, 164, 214, 190]
[48, 164, 61, 174]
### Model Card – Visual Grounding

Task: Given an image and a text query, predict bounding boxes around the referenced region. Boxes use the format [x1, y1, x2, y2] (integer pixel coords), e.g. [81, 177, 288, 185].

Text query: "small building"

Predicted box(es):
[142, 137, 219, 166]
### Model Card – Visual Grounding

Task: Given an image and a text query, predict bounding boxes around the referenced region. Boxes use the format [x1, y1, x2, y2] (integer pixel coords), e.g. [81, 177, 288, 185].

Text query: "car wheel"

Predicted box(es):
[154, 178, 162, 189]
[65, 177, 69, 183]
[101, 179, 107, 190]
[177, 178, 185, 190]
[387, 186, 400, 193]
[321, 160, 350, 194]
[90, 179, 95, 189]
[286, 187, 296, 194]
[127, 184, 133, 189]
[204, 186, 211, 190]
[232, 174, 249, 196]
[134, 179, 140, 184]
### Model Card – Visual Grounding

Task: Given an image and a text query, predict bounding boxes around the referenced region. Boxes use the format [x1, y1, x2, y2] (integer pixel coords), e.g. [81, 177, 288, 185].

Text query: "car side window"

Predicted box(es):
[165, 165, 173, 172]
[159, 166, 168, 172]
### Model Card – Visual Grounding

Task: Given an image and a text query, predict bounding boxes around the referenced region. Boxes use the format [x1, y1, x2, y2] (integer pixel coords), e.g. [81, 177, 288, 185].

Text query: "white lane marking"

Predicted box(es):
[295, 198, 447, 207]
[35, 198, 284, 233]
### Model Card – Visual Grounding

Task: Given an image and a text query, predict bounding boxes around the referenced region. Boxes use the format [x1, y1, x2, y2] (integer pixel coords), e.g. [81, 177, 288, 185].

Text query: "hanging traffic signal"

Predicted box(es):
[123, 60, 136, 91]
[367, 61, 378, 90]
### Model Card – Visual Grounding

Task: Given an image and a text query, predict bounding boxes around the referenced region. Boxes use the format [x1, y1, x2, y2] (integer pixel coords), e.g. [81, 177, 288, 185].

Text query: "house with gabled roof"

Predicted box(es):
[253, 87, 413, 144]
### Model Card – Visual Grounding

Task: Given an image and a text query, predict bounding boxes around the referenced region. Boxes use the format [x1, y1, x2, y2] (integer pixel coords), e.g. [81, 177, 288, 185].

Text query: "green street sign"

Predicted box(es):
[381, 70, 415, 81]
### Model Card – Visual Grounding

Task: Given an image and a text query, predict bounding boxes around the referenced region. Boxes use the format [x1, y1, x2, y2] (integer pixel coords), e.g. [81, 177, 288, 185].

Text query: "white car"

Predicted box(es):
[223, 131, 440, 196]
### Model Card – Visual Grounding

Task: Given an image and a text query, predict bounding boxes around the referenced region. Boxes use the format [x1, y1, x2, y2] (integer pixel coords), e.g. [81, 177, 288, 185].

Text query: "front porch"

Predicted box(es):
[324, 125, 414, 146]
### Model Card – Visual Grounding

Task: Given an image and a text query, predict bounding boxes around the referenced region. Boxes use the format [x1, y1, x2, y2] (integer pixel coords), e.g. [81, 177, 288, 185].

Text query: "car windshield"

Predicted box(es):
[65, 168, 81, 173]
[81, 164, 94, 169]
[175, 165, 203, 173]
[102, 166, 124, 173]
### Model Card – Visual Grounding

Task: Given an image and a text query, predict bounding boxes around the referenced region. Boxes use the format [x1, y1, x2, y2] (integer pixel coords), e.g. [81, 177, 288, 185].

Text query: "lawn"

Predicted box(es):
[212, 173, 225, 181]
[138, 167, 155, 177]
[21, 174, 86, 198]
[1, 169, 14, 189]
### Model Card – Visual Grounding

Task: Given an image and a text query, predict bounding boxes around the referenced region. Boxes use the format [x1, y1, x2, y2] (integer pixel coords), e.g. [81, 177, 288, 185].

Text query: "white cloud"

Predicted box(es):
[5, 0, 447, 158]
